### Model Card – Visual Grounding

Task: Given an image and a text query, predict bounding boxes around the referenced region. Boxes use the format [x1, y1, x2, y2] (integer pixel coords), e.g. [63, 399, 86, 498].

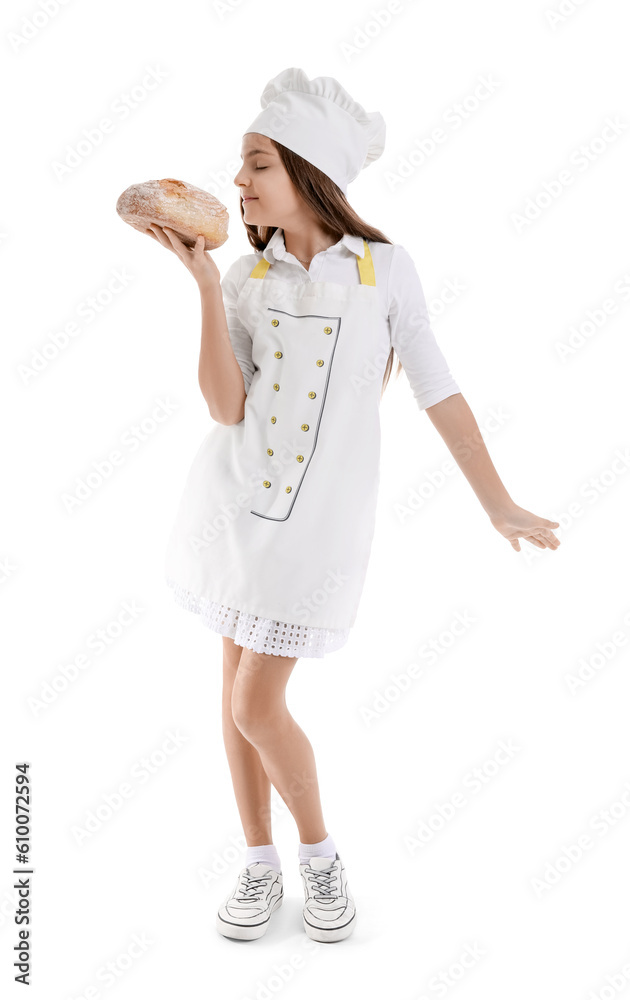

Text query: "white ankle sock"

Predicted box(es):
[245, 843, 282, 873]
[298, 832, 337, 864]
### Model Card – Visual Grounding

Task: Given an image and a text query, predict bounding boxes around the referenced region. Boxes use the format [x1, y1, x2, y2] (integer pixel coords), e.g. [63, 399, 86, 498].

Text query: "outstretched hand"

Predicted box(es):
[490, 505, 561, 552]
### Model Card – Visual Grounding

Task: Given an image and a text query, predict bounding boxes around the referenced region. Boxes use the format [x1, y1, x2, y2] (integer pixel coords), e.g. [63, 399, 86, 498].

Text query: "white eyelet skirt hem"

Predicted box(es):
[165, 578, 350, 659]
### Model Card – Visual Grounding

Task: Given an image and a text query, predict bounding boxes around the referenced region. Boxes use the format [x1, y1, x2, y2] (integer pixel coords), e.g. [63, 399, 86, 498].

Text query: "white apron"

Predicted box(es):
[164, 240, 390, 630]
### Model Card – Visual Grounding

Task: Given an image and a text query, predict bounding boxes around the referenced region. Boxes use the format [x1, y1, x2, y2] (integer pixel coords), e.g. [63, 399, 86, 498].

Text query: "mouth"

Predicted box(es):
[242, 197, 258, 203]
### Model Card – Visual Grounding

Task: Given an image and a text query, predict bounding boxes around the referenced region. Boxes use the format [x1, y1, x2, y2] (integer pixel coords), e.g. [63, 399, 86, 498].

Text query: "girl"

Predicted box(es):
[146, 68, 560, 944]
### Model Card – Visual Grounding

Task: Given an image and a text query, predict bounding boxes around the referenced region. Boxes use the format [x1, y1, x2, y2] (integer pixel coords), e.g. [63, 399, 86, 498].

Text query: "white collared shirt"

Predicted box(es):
[221, 228, 461, 411]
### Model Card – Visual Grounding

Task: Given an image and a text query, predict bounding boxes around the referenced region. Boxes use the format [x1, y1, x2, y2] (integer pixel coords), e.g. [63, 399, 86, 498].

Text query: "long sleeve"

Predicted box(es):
[387, 244, 461, 410]
[220, 256, 257, 394]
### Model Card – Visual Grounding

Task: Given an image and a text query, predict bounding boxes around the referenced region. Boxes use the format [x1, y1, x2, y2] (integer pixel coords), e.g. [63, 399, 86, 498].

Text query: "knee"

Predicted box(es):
[230, 648, 291, 742]
[231, 692, 283, 744]
[231, 673, 285, 745]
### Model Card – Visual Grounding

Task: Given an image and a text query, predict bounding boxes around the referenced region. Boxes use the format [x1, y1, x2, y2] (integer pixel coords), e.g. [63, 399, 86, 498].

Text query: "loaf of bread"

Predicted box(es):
[116, 178, 229, 250]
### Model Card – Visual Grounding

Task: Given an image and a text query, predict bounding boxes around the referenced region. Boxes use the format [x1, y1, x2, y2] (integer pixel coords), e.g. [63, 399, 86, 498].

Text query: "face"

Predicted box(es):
[234, 132, 308, 228]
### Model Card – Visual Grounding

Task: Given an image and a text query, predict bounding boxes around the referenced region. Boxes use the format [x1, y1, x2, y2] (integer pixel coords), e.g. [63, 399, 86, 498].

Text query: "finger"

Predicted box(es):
[148, 224, 172, 248]
[534, 530, 561, 549]
[525, 535, 545, 548]
[193, 234, 205, 252]
[541, 534, 561, 548]
[162, 227, 186, 250]
[538, 525, 560, 538]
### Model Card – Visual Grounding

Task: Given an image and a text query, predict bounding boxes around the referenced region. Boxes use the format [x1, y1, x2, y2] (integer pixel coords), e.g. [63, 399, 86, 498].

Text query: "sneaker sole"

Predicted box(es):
[303, 909, 356, 943]
[216, 892, 283, 940]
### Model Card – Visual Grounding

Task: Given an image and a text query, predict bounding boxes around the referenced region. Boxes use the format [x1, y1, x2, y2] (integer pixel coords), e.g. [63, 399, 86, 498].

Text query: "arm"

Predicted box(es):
[386, 245, 560, 552]
[424, 392, 513, 516]
[142, 225, 250, 426]
[198, 279, 247, 425]
[425, 392, 561, 552]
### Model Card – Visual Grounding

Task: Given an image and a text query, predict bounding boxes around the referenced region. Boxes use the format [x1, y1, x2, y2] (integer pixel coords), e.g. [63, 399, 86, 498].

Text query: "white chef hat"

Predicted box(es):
[242, 67, 386, 195]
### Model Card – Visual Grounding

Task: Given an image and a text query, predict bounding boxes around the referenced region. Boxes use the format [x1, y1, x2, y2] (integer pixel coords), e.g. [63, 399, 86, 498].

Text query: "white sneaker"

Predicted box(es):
[216, 862, 283, 940]
[299, 852, 356, 942]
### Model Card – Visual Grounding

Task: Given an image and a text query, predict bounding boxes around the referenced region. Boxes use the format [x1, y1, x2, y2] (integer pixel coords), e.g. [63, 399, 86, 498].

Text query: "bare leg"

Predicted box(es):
[221, 636, 275, 846]
[230, 645, 328, 845]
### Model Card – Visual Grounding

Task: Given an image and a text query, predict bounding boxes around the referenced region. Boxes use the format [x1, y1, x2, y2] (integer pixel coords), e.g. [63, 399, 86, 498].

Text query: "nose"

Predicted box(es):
[234, 163, 248, 187]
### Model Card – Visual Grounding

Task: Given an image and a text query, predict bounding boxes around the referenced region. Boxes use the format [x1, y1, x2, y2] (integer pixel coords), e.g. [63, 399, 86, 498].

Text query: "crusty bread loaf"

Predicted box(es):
[116, 178, 229, 250]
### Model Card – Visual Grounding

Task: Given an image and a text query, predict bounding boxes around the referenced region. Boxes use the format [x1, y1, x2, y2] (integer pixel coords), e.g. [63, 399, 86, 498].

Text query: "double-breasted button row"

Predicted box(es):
[271, 318, 331, 335]
[263, 318, 329, 492]
[270, 385, 317, 397]
[263, 480, 292, 493]
[269, 415, 312, 427]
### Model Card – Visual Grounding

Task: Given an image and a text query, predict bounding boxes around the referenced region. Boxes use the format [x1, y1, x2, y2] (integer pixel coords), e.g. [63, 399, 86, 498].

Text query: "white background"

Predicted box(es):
[3, 0, 630, 996]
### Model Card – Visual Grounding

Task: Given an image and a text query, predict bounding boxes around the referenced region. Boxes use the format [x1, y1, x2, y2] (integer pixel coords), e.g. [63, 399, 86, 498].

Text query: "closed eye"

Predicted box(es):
[255, 166, 268, 170]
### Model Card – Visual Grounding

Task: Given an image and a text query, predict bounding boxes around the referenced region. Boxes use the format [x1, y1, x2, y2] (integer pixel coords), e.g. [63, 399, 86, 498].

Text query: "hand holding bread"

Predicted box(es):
[116, 177, 229, 287]
[145, 226, 222, 287]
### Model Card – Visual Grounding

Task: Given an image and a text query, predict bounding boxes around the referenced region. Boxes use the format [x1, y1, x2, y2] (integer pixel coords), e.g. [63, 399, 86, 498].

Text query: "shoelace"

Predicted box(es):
[305, 863, 340, 901]
[235, 870, 273, 903]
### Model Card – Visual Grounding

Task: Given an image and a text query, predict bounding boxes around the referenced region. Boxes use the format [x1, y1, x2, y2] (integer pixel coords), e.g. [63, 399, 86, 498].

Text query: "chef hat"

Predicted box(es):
[242, 67, 386, 195]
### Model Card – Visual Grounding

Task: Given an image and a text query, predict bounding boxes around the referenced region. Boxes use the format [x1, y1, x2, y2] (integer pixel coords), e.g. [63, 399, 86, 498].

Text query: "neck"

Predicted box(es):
[281, 226, 337, 263]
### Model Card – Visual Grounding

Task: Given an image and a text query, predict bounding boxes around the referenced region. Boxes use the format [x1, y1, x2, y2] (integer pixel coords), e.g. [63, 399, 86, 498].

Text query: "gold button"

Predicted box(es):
[270, 416, 276, 424]
[271, 319, 279, 327]
[273, 383, 280, 391]
[324, 326, 332, 334]
[263, 480, 271, 488]
[301, 423, 309, 431]
[308, 391, 316, 399]
[274, 351, 283, 358]
[316, 359, 324, 367]
[285, 486, 292, 494]
[267, 448, 273, 456]
[296, 455, 304, 463]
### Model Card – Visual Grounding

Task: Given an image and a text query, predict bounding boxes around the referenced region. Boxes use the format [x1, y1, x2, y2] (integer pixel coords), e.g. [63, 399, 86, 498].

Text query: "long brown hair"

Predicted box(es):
[240, 139, 403, 396]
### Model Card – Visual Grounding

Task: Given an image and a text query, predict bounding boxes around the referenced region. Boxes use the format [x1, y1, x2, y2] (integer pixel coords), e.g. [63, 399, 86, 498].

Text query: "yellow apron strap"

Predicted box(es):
[357, 240, 375, 285]
[248, 239, 375, 283]
[249, 256, 271, 279]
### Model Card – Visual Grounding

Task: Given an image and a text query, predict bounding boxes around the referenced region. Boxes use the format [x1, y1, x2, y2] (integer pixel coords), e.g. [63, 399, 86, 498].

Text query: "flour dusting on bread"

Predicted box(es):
[116, 178, 229, 250]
